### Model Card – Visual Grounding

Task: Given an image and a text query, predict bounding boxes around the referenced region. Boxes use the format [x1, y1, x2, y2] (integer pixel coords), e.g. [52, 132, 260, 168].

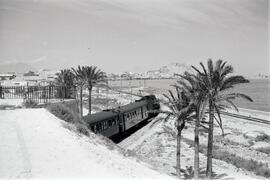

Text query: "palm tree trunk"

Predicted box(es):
[80, 87, 83, 117]
[88, 86, 92, 115]
[206, 101, 214, 179]
[176, 124, 182, 179]
[194, 113, 200, 180]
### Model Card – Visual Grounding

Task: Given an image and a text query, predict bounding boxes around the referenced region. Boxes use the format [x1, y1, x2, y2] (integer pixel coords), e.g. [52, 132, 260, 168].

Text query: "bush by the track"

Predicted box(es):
[47, 103, 90, 136]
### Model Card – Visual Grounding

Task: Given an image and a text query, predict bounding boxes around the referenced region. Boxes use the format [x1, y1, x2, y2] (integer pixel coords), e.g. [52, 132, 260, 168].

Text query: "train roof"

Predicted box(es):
[83, 110, 118, 124]
[119, 100, 148, 113]
[83, 96, 154, 124]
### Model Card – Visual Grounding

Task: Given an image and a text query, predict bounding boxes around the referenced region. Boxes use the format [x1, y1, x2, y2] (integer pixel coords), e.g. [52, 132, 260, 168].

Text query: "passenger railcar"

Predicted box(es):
[83, 95, 160, 138]
[85, 110, 120, 137]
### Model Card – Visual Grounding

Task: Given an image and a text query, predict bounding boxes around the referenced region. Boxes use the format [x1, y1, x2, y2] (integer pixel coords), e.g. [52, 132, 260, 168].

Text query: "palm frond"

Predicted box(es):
[214, 104, 224, 136]
[223, 99, 239, 112]
[191, 65, 203, 76]
[220, 76, 249, 91]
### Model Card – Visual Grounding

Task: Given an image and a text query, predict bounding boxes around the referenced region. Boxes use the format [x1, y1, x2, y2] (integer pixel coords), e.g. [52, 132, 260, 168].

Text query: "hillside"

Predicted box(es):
[145, 62, 192, 79]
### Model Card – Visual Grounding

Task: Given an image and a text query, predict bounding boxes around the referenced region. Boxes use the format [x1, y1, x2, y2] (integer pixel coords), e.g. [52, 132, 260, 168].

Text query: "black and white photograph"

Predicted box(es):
[0, 0, 269, 179]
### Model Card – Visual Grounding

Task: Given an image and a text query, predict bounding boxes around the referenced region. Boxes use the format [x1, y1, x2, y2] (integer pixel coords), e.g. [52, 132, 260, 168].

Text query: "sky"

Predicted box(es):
[0, 0, 269, 75]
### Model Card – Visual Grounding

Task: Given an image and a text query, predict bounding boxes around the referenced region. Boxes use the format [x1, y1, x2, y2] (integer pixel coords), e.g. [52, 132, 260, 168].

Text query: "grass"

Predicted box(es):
[214, 135, 249, 147]
[183, 137, 270, 178]
[46, 103, 90, 136]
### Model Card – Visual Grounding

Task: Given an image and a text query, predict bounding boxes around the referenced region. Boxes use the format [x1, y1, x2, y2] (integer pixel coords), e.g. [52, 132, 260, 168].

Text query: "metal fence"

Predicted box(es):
[0, 85, 77, 104]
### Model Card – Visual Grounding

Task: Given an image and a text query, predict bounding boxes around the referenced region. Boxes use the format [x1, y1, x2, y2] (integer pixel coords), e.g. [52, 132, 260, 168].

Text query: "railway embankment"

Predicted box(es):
[0, 107, 174, 179]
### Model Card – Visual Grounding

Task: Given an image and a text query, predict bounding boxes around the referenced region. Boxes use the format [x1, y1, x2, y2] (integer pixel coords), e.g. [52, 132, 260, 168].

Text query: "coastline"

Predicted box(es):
[109, 78, 270, 113]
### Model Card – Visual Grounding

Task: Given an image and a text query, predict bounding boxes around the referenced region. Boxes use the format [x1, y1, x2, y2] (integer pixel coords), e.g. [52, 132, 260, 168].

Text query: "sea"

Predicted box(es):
[109, 79, 270, 112]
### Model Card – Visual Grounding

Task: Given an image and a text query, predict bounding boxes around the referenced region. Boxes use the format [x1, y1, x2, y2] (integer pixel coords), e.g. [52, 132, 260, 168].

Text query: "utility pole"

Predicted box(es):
[106, 80, 109, 108]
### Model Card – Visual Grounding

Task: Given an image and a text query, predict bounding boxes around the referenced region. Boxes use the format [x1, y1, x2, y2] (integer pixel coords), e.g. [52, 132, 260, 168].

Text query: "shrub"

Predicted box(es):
[0, 105, 16, 110]
[23, 100, 38, 108]
[47, 103, 90, 136]
[255, 133, 270, 143]
[47, 103, 80, 123]
[75, 122, 89, 136]
[256, 147, 270, 154]
[247, 139, 254, 146]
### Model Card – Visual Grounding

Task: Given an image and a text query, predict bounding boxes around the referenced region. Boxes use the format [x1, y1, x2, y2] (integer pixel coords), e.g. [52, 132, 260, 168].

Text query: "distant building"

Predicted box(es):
[0, 74, 16, 81]
[1, 79, 28, 87]
[23, 71, 39, 77]
[0, 74, 54, 87]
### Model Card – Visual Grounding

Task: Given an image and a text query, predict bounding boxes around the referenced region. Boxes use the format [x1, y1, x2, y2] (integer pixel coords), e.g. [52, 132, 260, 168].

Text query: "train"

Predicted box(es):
[83, 95, 160, 138]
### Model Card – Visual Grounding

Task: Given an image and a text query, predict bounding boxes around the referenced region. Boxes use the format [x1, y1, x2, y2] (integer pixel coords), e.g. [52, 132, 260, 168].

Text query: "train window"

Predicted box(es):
[97, 123, 101, 131]
[93, 125, 97, 133]
[108, 120, 112, 126]
[100, 123, 103, 130]
[99, 123, 102, 130]
[102, 122, 104, 130]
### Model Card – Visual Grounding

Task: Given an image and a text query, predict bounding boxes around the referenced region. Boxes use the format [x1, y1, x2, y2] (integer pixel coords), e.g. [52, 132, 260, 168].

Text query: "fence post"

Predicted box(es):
[0, 86, 2, 99]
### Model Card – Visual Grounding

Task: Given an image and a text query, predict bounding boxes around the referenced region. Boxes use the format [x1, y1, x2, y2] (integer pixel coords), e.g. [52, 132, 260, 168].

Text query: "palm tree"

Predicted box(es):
[156, 87, 194, 179]
[55, 69, 75, 98]
[72, 66, 86, 117]
[83, 66, 106, 115]
[175, 72, 208, 180]
[191, 59, 253, 179]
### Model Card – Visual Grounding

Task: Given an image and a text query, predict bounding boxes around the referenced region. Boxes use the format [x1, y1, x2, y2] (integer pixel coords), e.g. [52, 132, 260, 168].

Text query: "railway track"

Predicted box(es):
[220, 111, 270, 125]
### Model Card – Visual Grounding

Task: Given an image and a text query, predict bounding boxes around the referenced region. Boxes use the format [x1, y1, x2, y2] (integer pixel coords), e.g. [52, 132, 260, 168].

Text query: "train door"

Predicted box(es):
[140, 107, 143, 119]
